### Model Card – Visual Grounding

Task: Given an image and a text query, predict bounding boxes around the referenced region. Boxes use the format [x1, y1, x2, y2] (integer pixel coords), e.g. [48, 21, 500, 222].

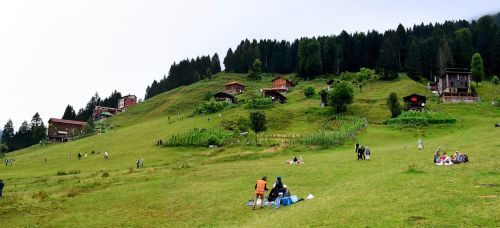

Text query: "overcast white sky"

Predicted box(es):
[0, 0, 499, 128]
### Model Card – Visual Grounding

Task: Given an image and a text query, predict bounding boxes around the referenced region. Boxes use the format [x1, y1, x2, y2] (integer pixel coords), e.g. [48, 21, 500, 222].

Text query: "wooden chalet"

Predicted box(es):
[224, 81, 245, 94]
[213, 91, 236, 103]
[118, 95, 137, 109]
[48, 118, 86, 142]
[263, 90, 287, 104]
[403, 94, 426, 111]
[271, 76, 294, 89]
[438, 68, 479, 103]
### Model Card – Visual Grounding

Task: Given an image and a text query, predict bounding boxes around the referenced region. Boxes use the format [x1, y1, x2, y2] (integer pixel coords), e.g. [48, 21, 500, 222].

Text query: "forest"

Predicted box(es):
[145, 13, 500, 99]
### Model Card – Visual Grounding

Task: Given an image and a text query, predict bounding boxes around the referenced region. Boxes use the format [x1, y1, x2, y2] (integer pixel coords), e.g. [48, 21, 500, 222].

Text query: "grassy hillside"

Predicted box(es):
[0, 72, 499, 227]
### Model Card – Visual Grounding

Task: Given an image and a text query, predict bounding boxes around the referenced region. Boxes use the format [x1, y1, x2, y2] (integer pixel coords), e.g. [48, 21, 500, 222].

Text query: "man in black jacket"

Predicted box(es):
[0, 179, 4, 197]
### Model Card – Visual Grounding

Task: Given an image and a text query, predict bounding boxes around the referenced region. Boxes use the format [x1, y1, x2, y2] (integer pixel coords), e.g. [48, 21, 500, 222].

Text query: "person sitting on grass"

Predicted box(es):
[252, 176, 268, 210]
[433, 148, 441, 164]
[451, 152, 460, 163]
[436, 152, 452, 166]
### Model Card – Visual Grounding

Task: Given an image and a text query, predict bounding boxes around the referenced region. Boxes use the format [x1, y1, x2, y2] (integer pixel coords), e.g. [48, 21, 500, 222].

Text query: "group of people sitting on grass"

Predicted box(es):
[355, 141, 371, 160]
[252, 176, 292, 210]
[434, 147, 468, 165]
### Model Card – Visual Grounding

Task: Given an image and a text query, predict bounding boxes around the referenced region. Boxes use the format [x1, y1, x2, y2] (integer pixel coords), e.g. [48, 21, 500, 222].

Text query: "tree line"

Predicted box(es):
[1, 113, 47, 152]
[225, 14, 500, 81]
[145, 54, 221, 99]
[62, 90, 122, 122]
[142, 13, 500, 99]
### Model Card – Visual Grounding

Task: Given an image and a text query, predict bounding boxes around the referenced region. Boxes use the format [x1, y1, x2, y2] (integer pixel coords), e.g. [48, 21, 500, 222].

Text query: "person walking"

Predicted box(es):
[252, 176, 268, 210]
[78, 153, 82, 160]
[418, 139, 424, 150]
[140, 158, 144, 168]
[365, 146, 371, 160]
[136, 159, 140, 169]
[357, 146, 365, 160]
[104, 151, 109, 160]
[84, 153, 88, 159]
[355, 141, 360, 154]
[273, 176, 285, 209]
[4, 159, 8, 166]
[0, 179, 4, 197]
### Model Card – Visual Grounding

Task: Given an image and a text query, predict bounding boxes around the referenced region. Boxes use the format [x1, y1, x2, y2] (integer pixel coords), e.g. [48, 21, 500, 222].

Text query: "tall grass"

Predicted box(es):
[164, 128, 232, 147]
[385, 110, 456, 126]
[295, 115, 368, 147]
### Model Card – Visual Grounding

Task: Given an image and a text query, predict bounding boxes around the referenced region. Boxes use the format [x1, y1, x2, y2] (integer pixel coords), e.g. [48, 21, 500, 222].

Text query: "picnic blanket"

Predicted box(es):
[245, 195, 303, 207]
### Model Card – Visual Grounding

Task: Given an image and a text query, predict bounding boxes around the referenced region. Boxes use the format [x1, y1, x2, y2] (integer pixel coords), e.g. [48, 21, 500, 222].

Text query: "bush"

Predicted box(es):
[304, 86, 316, 98]
[385, 110, 456, 126]
[57, 171, 67, 176]
[102, 171, 110, 178]
[328, 81, 354, 114]
[386, 92, 402, 118]
[245, 98, 273, 109]
[195, 101, 229, 114]
[203, 91, 213, 101]
[250, 111, 267, 133]
[492, 75, 499, 85]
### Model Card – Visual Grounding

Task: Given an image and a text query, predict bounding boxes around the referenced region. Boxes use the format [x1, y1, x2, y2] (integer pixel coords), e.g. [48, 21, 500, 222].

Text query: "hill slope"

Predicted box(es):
[0, 73, 499, 227]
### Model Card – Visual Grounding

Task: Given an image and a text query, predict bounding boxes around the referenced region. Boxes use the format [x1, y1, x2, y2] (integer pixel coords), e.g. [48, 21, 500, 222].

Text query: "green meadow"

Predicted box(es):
[0, 73, 499, 227]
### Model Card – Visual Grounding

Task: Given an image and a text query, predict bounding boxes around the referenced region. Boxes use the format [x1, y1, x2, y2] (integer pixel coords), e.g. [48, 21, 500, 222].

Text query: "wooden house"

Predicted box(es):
[271, 76, 294, 89]
[263, 90, 287, 104]
[213, 91, 236, 103]
[224, 81, 245, 94]
[403, 94, 426, 111]
[47, 118, 86, 142]
[437, 68, 479, 103]
[118, 95, 137, 109]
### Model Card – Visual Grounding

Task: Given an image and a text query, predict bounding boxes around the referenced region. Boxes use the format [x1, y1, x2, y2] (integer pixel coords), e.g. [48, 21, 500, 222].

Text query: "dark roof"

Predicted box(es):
[263, 90, 287, 100]
[403, 94, 427, 102]
[49, 118, 86, 126]
[213, 91, 235, 100]
[271, 75, 291, 82]
[262, 88, 288, 92]
[441, 68, 471, 77]
[224, 81, 245, 87]
[121, 95, 137, 99]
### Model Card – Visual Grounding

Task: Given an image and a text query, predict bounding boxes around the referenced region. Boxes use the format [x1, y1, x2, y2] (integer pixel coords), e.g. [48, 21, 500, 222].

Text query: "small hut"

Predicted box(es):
[224, 82, 245, 94]
[403, 94, 426, 111]
[213, 91, 236, 104]
[263, 90, 287, 104]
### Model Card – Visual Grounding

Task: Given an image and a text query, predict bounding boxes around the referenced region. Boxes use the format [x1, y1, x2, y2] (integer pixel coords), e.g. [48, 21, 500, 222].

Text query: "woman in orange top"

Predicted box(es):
[252, 176, 268, 210]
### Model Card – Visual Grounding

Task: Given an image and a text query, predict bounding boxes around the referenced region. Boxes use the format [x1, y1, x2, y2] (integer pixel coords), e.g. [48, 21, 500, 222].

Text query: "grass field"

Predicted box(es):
[0, 72, 499, 227]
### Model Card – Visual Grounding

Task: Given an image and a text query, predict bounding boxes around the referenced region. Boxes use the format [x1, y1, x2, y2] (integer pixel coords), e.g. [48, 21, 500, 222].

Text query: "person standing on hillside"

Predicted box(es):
[418, 139, 424, 150]
[365, 146, 371, 160]
[273, 176, 285, 209]
[0, 179, 4, 197]
[104, 151, 109, 160]
[252, 176, 268, 210]
[4, 159, 8, 166]
[355, 141, 360, 154]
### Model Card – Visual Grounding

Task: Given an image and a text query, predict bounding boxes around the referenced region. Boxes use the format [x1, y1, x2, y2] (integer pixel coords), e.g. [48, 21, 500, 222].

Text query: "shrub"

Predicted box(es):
[195, 101, 229, 114]
[248, 59, 262, 80]
[57, 171, 67, 176]
[250, 111, 267, 133]
[203, 91, 213, 101]
[385, 110, 456, 126]
[102, 171, 110, 178]
[304, 86, 316, 98]
[245, 98, 273, 109]
[492, 75, 499, 85]
[328, 81, 354, 114]
[386, 92, 402, 118]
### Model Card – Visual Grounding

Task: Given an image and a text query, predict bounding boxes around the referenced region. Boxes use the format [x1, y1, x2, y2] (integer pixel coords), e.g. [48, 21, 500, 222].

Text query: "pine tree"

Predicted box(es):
[211, 53, 221, 74]
[471, 52, 485, 86]
[405, 40, 422, 81]
[62, 105, 77, 120]
[387, 92, 402, 118]
[206, 68, 212, 80]
[453, 28, 473, 69]
[193, 71, 201, 82]
[1, 119, 14, 151]
[438, 38, 454, 75]
[378, 32, 400, 80]
[248, 59, 262, 80]
[31, 112, 47, 144]
[297, 38, 323, 79]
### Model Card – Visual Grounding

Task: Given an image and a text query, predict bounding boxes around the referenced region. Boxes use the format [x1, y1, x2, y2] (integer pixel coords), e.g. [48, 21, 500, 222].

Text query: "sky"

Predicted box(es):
[0, 0, 499, 129]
